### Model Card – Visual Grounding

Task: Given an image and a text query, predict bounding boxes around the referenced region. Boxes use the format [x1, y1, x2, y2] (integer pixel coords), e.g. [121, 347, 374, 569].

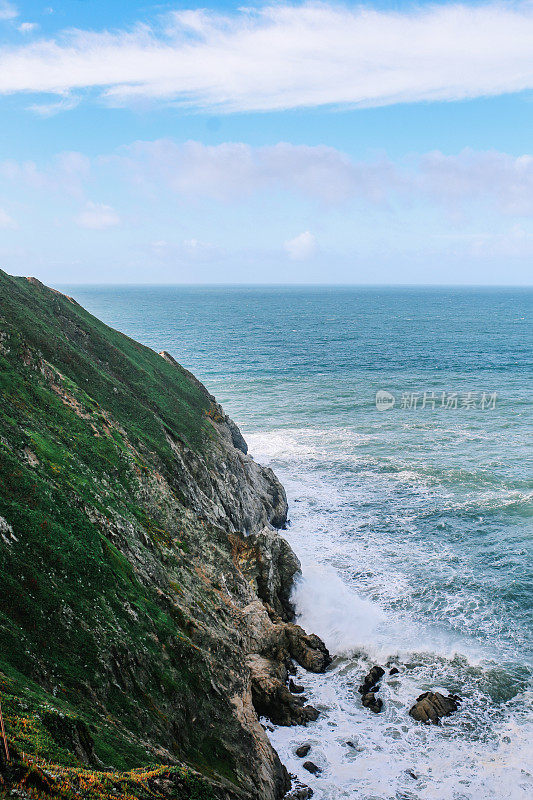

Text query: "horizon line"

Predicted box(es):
[53, 282, 533, 289]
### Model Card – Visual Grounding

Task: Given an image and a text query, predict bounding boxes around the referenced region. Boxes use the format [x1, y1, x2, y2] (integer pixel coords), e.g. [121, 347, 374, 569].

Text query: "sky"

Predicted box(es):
[0, 1, 533, 285]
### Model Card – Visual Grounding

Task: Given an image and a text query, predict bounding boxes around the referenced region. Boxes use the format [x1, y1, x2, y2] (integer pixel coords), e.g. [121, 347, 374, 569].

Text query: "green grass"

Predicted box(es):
[0, 271, 245, 795]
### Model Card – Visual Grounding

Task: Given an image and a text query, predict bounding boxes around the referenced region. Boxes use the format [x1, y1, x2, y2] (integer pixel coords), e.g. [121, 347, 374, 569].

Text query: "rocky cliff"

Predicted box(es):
[0, 271, 329, 800]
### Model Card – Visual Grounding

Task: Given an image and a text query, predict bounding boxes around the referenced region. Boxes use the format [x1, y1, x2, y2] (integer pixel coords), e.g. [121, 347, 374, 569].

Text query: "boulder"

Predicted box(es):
[302, 761, 321, 776]
[361, 692, 383, 714]
[358, 665, 385, 695]
[409, 692, 461, 725]
[295, 744, 311, 758]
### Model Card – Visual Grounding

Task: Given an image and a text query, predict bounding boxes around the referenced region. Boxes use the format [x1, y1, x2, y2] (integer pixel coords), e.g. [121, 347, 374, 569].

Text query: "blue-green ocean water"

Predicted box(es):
[62, 285, 532, 799]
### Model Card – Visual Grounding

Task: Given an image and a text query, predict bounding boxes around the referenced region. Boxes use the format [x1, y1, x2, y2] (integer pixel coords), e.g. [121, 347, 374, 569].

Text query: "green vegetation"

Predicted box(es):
[0, 271, 245, 798]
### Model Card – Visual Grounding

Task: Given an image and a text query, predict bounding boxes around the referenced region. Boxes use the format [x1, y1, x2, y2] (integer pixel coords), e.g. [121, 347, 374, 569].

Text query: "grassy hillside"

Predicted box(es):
[0, 271, 276, 799]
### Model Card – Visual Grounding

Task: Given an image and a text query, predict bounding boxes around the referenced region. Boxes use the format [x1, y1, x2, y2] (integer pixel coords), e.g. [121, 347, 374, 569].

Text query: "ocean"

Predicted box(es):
[61, 285, 532, 800]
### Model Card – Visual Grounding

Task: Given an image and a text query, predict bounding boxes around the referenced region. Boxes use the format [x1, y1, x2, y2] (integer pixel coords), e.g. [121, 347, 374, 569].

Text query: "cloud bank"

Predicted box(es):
[106, 139, 396, 204]
[1, 3, 533, 111]
[4, 141, 533, 217]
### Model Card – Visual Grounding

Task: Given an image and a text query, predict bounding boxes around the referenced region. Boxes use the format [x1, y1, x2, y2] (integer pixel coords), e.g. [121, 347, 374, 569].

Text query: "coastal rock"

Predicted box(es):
[361, 692, 383, 714]
[0, 272, 330, 800]
[289, 679, 305, 694]
[285, 625, 331, 673]
[240, 527, 302, 621]
[389, 667, 400, 676]
[302, 761, 321, 776]
[295, 744, 311, 758]
[285, 783, 314, 799]
[409, 692, 461, 724]
[248, 655, 320, 726]
[358, 665, 385, 694]
[41, 711, 101, 767]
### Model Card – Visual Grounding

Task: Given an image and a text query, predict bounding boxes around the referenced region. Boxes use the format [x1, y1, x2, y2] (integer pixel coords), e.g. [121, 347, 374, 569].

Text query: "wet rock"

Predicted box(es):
[406, 769, 418, 780]
[302, 761, 321, 776]
[389, 667, 400, 676]
[248, 654, 321, 726]
[303, 706, 319, 722]
[285, 625, 331, 673]
[295, 744, 311, 758]
[285, 783, 314, 799]
[361, 692, 383, 714]
[409, 691, 461, 725]
[358, 665, 385, 694]
[345, 740, 356, 748]
[289, 679, 305, 694]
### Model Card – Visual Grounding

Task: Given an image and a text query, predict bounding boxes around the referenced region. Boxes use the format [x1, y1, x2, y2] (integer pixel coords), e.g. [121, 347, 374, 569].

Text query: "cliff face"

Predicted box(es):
[0, 271, 329, 800]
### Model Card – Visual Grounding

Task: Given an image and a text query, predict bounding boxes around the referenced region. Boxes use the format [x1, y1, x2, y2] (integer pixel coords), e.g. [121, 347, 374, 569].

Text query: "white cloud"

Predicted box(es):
[0, 208, 17, 228]
[3, 140, 533, 220]
[284, 231, 317, 261]
[183, 238, 220, 260]
[18, 22, 38, 34]
[0, 2, 17, 22]
[28, 93, 80, 117]
[1, 150, 90, 197]
[419, 149, 533, 216]
[107, 139, 397, 204]
[75, 202, 120, 229]
[0, 3, 533, 112]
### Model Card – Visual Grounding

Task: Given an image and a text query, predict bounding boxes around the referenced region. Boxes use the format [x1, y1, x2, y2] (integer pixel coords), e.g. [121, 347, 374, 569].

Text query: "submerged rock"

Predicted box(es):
[302, 761, 322, 776]
[409, 691, 461, 724]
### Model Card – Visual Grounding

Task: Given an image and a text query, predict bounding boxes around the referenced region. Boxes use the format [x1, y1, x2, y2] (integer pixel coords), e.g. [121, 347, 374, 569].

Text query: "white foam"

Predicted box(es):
[249, 426, 533, 798]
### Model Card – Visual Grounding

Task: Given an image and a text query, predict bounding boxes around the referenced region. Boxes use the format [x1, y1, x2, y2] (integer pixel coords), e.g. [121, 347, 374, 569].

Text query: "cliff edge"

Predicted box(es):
[0, 271, 329, 800]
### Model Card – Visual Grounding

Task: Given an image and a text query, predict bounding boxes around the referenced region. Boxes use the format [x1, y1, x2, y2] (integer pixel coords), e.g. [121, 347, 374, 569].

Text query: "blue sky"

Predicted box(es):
[1, 0, 533, 284]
